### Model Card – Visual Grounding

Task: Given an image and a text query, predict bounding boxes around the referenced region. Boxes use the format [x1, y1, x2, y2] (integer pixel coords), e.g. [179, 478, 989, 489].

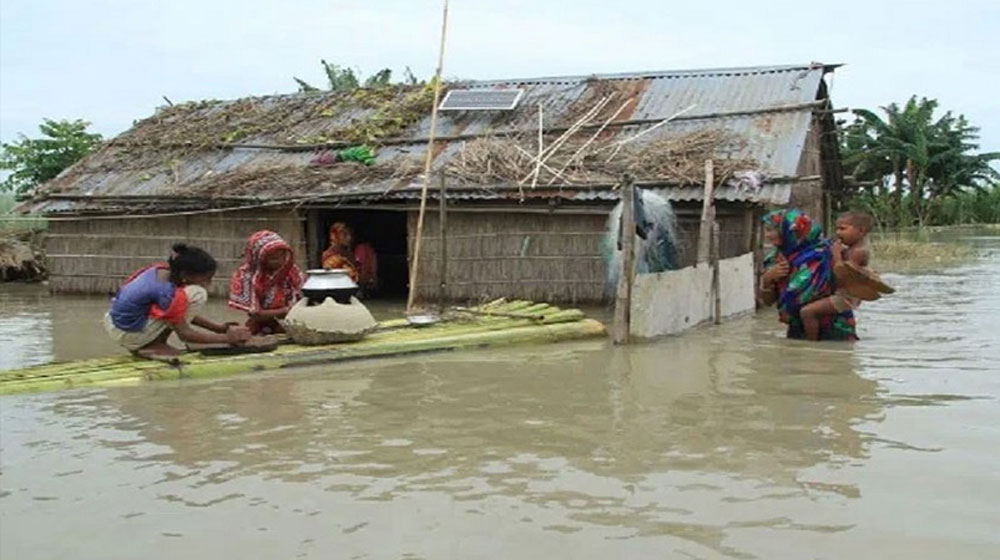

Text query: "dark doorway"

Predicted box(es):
[310, 209, 409, 298]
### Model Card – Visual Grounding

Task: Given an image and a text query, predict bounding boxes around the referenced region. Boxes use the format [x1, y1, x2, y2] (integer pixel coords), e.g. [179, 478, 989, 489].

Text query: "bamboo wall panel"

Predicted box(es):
[408, 211, 609, 304]
[405, 206, 753, 304]
[47, 210, 305, 296]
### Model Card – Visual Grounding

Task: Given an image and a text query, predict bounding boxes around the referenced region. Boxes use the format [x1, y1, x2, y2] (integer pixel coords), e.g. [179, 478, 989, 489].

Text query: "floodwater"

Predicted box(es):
[1, 235, 999, 559]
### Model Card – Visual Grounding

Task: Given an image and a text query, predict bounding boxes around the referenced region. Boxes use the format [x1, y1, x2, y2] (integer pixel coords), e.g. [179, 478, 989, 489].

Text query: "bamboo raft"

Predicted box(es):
[0, 300, 606, 395]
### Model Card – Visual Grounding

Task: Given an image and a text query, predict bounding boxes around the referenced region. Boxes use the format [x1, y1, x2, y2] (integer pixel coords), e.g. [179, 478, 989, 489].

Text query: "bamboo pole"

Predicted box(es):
[517, 96, 612, 185]
[696, 159, 716, 263]
[711, 220, 722, 325]
[438, 173, 448, 312]
[612, 174, 636, 345]
[602, 104, 697, 163]
[529, 102, 544, 193]
[407, 0, 449, 313]
[547, 97, 634, 185]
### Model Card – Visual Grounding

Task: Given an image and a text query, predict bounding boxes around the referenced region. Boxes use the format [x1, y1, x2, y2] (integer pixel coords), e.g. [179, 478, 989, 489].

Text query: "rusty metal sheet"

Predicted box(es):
[29, 64, 832, 214]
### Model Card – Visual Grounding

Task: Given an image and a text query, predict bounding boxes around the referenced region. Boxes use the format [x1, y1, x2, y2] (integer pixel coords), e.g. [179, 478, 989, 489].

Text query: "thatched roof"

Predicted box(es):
[25, 63, 839, 215]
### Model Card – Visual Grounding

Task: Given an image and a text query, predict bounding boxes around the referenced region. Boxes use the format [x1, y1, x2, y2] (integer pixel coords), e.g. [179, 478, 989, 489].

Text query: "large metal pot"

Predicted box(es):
[301, 269, 359, 305]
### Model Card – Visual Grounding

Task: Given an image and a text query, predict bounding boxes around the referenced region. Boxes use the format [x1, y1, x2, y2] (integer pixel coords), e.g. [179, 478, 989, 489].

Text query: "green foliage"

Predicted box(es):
[341, 81, 437, 145]
[930, 184, 1000, 225]
[295, 60, 363, 92]
[848, 184, 1000, 228]
[363, 68, 393, 88]
[840, 96, 1000, 227]
[293, 78, 321, 93]
[294, 60, 421, 93]
[0, 119, 103, 194]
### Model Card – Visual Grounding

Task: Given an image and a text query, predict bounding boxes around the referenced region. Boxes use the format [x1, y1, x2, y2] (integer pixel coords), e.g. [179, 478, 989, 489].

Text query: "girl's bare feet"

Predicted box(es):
[135, 342, 183, 360]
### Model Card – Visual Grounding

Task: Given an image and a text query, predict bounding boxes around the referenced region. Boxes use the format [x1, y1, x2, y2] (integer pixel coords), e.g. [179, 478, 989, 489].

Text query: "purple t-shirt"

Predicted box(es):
[109, 267, 180, 332]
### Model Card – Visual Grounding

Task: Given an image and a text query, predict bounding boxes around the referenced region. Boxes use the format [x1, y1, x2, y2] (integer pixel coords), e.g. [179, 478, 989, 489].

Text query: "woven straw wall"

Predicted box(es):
[408, 211, 608, 304]
[406, 206, 752, 304]
[46, 209, 305, 296]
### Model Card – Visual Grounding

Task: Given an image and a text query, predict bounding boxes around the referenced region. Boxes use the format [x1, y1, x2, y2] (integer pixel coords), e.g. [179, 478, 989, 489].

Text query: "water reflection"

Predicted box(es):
[0, 286, 54, 369]
[19, 323, 881, 557]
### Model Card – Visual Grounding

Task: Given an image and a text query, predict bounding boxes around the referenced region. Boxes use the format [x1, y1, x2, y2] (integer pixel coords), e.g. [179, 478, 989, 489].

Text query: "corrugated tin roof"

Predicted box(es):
[26, 63, 834, 214]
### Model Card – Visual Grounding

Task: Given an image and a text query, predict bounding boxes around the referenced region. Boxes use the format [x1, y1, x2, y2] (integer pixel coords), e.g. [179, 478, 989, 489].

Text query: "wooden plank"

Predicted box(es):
[612, 175, 636, 345]
[696, 159, 716, 263]
[438, 173, 448, 311]
[711, 221, 721, 324]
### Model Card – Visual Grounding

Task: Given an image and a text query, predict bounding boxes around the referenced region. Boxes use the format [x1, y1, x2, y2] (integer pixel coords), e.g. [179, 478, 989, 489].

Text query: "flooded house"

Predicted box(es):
[21, 63, 845, 303]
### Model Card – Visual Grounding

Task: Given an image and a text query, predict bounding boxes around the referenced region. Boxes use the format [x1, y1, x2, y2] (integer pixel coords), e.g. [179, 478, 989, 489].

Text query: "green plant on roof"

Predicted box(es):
[294, 61, 423, 93]
[342, 80, 437, 145]
[295, 60, 363, 93]
[222, 127, 250, 143]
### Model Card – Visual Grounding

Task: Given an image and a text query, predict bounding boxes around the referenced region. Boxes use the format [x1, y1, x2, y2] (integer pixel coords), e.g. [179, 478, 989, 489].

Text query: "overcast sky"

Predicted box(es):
[2, 0, 998, 152]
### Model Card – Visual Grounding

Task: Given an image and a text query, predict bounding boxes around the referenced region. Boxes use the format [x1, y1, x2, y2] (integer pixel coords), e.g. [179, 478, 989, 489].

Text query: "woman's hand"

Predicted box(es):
[762, 255, 790, 286]
[249, 307, 290, 321]
[225, 326, 252, 345]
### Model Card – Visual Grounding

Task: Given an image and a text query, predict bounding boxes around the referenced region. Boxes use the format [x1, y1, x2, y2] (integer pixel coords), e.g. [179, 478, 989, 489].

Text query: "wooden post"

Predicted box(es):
[438, 173, 448, 313]
[612, 175, 636, 345]
[711, 220, 722, 324]
[752, 211, 765, 310]
[742, 208, 755, 254]
[406, 0, 449, 313]
[305, 209, 321, 269]
[823, 190, 833, 235]
[696, 159, 715, 263]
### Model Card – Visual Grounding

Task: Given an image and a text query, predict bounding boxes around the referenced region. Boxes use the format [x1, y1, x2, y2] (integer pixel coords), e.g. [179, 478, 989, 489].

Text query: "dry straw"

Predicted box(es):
[446, 128, 755, 187]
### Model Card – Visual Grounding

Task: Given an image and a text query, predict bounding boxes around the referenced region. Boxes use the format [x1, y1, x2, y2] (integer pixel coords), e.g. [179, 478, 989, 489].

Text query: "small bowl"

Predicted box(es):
[406, 313, 440, 327]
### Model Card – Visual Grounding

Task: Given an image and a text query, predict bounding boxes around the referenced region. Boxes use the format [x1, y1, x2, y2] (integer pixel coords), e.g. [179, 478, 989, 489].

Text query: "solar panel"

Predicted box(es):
[438, 88, 524, 111]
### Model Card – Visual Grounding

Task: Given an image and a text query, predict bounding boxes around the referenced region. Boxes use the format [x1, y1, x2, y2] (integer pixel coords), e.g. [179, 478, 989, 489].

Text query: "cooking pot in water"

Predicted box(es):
[301, 269, 359, 305]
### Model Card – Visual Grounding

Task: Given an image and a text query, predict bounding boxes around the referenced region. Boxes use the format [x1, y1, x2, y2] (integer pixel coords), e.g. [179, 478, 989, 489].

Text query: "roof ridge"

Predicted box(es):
[462, 63, 840, 86]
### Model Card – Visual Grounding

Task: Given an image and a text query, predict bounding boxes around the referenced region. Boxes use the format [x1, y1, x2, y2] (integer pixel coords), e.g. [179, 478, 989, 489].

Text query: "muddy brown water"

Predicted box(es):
[1, 234, 999, 559]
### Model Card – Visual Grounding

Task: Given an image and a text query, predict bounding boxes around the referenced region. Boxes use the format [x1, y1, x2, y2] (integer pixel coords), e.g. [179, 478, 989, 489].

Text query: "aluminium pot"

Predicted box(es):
[301, 268, 359, 305]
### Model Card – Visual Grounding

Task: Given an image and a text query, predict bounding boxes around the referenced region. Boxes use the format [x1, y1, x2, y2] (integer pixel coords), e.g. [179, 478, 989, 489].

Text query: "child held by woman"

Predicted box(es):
[797, 211, 874, 340]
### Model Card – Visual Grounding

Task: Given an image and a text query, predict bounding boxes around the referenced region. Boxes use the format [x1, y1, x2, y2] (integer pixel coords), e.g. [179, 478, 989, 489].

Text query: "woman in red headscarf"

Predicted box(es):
[321, 222, 359, 281]
[229, 230, 305, 334]
[321, 222, 379, 294]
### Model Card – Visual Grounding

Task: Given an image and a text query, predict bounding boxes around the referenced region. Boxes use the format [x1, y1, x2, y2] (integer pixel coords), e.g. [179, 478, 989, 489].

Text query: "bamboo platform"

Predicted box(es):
[0, 300, 606, 395]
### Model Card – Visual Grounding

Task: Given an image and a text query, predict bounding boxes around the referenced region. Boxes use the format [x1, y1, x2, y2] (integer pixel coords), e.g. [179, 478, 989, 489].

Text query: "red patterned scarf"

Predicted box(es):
[228, 230, 304, 312]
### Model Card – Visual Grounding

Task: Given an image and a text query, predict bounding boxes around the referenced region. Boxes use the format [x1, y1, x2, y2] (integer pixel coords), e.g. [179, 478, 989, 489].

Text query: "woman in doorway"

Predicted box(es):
[321, 222, 359, 281]
[321, 222, 379, 295]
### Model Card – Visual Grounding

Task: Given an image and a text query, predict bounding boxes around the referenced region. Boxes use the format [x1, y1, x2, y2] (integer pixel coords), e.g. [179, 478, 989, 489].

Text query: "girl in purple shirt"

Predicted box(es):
[104, 243, 251, 358]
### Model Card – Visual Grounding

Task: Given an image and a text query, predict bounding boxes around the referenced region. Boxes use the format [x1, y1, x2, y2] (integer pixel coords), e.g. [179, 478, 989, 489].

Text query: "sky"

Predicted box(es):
[1, 0, 998, 153]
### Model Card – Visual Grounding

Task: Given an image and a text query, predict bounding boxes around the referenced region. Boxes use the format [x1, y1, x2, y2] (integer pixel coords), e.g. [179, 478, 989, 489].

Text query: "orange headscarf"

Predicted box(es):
[321, 222, 359, 281]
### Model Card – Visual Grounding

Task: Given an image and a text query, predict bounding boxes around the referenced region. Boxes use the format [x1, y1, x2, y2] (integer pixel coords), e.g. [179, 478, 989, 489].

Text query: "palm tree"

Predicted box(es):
[841, 96, 999, 227]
